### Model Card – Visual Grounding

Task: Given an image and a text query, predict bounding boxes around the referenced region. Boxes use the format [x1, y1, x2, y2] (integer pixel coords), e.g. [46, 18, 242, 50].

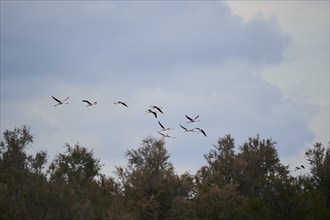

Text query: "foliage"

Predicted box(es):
[115, 137, 195, 219]
[48, 143, 103, 184]
[306, 142, 330, 208]
[0, 126, 48, 220]
[1, 126, 329, 219]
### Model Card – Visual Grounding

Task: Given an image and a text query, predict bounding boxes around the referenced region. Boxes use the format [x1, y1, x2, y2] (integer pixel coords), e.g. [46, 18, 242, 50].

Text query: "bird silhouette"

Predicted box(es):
[114, 101, 129, 107]
[149, 105, 164, 114]
[185, 115, 200, 123]
[157, 131, 175, 138]
[146, 109, 157, 118]
[158, 121, 172, 131]
[179, 124, 196, 133]
[82, 100, 97, 107]
[52, 96, 69, 106]
[195, 127, 207, 137]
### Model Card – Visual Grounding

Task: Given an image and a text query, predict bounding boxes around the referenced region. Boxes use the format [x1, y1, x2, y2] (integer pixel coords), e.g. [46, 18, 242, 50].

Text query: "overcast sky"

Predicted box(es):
[1, 1, 329, 176]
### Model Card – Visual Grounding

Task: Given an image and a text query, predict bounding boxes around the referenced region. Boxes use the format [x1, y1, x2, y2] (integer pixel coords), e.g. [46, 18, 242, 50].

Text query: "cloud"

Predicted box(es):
[1, 1, 291, 80]
[1, 1, 317, 176]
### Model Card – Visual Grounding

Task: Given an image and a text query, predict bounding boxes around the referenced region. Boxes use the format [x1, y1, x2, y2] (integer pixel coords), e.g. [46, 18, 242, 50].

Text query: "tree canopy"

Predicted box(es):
[1, 126, 329, 219]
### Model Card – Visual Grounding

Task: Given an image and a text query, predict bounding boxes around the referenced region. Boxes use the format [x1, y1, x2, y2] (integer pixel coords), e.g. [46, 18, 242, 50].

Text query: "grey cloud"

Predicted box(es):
[109, 3, 291, 72]
[1, 1, 314, 175]
[1, 1, 291, 82]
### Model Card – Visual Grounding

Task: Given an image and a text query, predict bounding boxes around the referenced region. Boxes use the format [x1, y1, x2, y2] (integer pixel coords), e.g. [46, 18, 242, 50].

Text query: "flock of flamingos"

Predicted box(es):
[51, 96, 308, 172]
[52, 95, 207, 139]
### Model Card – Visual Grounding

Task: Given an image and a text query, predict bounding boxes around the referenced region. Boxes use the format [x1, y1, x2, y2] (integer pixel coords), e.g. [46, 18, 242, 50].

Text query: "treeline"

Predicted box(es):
[0, 125, 329, 219]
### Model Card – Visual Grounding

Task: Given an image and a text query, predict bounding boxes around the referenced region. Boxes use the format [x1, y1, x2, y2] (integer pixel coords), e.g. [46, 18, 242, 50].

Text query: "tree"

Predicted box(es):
[200, 134, 236, 187]
[2, 126, 329, 219]
[0, 126, 48, 220]
[285, 175, 330, 219]
[306, 142, 330, 208]
[1, 125, 34, 173]
[47, 143, 106, 219]
[195, 135, 248, 219]
[236, 135, 289, 199]
[99, 175, 127, 219]
[196, 135, 296, 219]
[48, 143, 102, 184]
[115, 137, 194, 220]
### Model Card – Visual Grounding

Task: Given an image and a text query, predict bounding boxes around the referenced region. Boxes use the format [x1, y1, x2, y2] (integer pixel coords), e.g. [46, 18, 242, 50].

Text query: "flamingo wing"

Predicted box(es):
[63, 97, 69, 102]
[82, 100, 92, 105]
[185, 115, 193, 121]
[120, 102, 128, 107]
[155, 107, 163, 114]
[157, 131, 165, 137]
[200, 129, 207, 137]
[180, 124, 188, 131]
[52, 96, 62, 103]
[158, 121, 165, 129]
[149, 110, 157, 118]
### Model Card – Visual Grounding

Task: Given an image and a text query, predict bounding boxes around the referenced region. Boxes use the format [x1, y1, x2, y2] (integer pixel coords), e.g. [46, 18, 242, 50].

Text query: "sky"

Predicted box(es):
[1, 1, 329, 176]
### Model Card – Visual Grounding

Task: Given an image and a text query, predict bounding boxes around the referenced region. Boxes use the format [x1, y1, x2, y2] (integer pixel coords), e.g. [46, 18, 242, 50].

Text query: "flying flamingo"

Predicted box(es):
[295, 165, 305, 171]
[195, 127, 207, 137]
[82, 100, 97, 107]
[179, 124, 196, 133]
[149, 105, 164, 114]
[52, 96, 69, 106]
[185, 115, 200, 123]
[158, 121, 172, 131]
[114, 101, 129, 107]
[146, 109, 157, 118]
[157, 131, 175, 138]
